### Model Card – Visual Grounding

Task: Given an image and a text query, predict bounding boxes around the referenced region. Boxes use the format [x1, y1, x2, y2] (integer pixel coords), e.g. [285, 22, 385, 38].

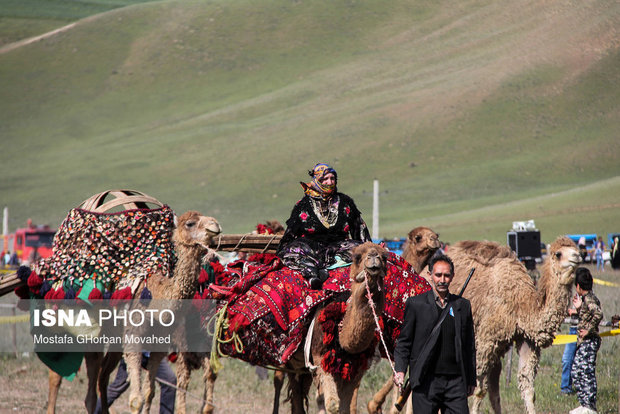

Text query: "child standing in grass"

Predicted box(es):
[569, 267, 603, 414]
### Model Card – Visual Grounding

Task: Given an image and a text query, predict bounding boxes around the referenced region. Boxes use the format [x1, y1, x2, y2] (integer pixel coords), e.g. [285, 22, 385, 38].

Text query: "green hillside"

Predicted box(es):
[1, 0, 619, 244]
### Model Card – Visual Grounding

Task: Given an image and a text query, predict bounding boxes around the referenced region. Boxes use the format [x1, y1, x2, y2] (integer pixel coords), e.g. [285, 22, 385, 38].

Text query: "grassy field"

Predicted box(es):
[0, 0, 159, 46]
[0, 1, 619, 410]
[0, 0, 619, 245]
[1, 264, 618, 413]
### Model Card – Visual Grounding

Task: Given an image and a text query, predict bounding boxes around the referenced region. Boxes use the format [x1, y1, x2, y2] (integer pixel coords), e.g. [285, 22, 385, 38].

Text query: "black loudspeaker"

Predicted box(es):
[507, 231, 541, 259]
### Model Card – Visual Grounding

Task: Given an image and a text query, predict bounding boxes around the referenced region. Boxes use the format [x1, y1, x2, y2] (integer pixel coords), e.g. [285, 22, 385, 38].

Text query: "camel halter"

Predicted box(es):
[362, 270, 401, 392]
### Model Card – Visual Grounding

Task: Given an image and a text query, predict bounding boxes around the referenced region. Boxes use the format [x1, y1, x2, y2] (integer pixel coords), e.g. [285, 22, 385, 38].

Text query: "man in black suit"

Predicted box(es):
[393, 254, 476, 413]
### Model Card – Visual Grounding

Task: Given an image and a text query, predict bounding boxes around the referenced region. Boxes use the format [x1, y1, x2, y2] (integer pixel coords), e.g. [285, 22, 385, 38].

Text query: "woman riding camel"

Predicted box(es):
[276, 163, 371, 289]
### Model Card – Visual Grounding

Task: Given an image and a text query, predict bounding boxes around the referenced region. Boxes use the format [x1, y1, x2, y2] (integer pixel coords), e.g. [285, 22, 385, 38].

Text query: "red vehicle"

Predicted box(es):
[5, 220, 56, 265]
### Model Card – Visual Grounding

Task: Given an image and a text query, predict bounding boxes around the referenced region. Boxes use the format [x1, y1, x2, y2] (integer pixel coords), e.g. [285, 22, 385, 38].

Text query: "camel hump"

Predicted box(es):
[452, 240, 516, 265]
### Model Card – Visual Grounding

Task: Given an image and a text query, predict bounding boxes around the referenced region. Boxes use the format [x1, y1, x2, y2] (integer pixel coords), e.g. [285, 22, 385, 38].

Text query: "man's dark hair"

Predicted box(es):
[575, 267, 593, 291]
[428, 254, 455, 275]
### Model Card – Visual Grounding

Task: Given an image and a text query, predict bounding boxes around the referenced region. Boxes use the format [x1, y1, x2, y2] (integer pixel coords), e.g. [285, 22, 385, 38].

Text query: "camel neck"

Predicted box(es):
[172, 244, 203, 299]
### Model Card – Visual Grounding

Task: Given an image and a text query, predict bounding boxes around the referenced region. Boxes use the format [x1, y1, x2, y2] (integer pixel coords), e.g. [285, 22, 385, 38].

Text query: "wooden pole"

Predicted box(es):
[0, 273, 23, 297]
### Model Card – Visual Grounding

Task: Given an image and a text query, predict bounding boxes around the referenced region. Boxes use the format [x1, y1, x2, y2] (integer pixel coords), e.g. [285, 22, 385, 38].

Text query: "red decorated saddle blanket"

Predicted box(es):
[212, 252, 430, 366]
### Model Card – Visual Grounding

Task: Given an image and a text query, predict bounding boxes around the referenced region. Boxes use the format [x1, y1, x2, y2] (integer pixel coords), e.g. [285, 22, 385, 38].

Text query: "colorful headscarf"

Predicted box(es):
[300, 163, 337, 199]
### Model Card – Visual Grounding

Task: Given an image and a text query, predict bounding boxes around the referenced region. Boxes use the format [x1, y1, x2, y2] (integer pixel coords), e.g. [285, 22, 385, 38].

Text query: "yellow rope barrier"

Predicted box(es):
[553, 328, 620, 345]
[593, 278, 620, 287]
[0, 314, 29, 324]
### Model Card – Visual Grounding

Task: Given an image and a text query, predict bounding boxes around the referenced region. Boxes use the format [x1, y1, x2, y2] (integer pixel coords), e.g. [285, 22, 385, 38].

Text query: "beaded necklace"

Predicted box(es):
[310, 195, 340, 228]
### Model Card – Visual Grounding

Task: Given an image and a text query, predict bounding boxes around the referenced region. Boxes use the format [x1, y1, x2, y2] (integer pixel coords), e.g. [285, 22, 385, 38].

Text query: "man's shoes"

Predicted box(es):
[561, 389, 575, 395]
[309, 277, 323, 290]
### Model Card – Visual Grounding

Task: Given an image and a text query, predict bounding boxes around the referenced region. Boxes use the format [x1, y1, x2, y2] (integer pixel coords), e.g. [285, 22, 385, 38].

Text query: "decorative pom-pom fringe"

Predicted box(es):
[17, 266, 32, 282]
[88, 288, 103, 301]
[65, 287, 76, 300]
[14, 285, 30, 299]
[54, 288, 66, 300]
[39, 281, 52, 298]
[192, 291, 202, 310]
[139, 287, 152, 304]
[27, 271, 43, 293]
[140, 287, 152, 300]
[111, 287, 132, 305]
[198, 268, 209, 285]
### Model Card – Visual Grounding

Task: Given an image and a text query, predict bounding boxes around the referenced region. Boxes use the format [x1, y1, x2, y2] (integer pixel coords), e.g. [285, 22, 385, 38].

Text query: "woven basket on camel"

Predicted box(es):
[0, 190, 165, 296]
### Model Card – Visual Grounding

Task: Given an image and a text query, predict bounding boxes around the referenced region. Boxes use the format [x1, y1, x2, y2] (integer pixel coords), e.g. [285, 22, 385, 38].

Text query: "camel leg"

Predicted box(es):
[487, 360, 502, 414]
[124, 352, 144, 413]
[201, 354, 217, 414]
[142, 352, 166, 414]
[315, 368, 340, 414]
[175, 352, 191, 414]
[287, 372, 312, 414]
[47, 370, 62, 414]
[367, 377, 393, 414]
[273, 369, 285, 414]
[98, 352, 123, 414]
[84, 352, 103, 414]
[338, 378, 360, 414]
[350, 386, 358, 414]
[517, 340, 539, 414]
[471, 341, 497, 414]
[316, 382, 326, 414]
[471, 375, 487, 414]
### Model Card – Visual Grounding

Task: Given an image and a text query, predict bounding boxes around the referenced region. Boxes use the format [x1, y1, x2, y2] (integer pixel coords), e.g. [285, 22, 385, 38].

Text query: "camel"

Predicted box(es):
[447, 236, 580, 414]
[43, 210, 221, 414]
[174, 219, 286, 414]
[367, 233, 580, 414]
[286, 242, 388, 414]
[401, 226, 442, 274]
[123, 210, 221, 414]
[366, 227, 440, 414]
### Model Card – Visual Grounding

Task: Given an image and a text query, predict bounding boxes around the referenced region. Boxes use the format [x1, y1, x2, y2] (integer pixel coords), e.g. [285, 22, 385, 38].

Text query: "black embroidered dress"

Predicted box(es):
[276, 193, 370, 280]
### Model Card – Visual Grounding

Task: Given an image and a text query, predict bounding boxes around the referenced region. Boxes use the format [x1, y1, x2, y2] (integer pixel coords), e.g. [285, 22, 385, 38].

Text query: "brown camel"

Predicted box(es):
[366, 227, 440, 414]
[174, 219, 286, 414]
[447, 236, 580, 414]
[48, 210, 221, 414]
[367, 234, 580, 414]
[286, 242, 388, 414]
[401, 226, 442, 274]
[122, 211, 222, 414]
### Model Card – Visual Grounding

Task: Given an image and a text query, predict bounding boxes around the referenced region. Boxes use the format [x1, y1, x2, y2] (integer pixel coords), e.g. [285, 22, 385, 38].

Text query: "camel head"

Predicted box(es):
[339, 242, 388, 355]
[547, 236, 581, 285]
[173, 211, 222, 250]
[402, 227, 441, 273]
[350, 242, 388, 287]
